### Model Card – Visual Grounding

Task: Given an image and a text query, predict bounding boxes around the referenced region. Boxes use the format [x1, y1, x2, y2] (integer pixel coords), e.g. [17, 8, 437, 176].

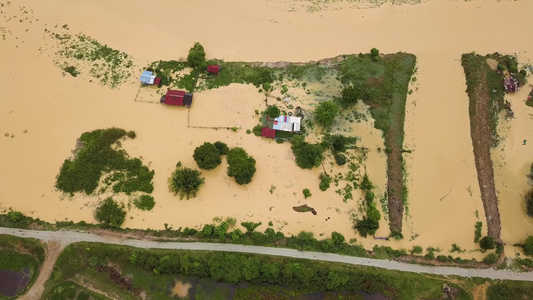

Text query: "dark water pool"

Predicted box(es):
[0, 267, 31, 297]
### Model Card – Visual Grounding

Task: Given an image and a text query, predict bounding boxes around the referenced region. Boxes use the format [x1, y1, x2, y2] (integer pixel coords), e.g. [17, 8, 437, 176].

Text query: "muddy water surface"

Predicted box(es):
[2, 0, 533, 258]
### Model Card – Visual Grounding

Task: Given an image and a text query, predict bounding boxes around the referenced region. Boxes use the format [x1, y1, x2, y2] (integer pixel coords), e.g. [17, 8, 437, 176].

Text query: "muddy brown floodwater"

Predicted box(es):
[2, 0, 533, 259]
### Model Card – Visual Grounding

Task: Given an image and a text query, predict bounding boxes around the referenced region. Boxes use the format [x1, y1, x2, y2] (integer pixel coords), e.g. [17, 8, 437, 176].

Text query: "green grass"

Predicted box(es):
[46, 242, 470, 300]
[0, 236, 44, 299]
[56, 127, 154, 196]
[44, 281, 110, 300]
[52, 32, 134, 88]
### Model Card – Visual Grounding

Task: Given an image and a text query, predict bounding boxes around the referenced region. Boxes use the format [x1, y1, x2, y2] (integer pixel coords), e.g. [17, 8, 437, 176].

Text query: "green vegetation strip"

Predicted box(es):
[45, 242, 473, 300]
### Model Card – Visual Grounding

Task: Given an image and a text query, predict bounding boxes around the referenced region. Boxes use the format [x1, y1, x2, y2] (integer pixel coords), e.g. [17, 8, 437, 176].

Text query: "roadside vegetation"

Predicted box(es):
[44, 241, 472, 300]
[56, 128, 154, 197]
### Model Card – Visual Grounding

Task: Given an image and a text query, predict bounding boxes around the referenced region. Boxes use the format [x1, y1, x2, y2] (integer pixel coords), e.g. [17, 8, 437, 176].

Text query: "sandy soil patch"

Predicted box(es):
[170, 280, 192, 298]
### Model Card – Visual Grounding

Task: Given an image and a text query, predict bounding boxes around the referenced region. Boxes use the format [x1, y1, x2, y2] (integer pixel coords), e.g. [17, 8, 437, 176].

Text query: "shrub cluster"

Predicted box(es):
[319, 174, 332, 191]
[314, 101, 339, 128]
[354, 174, 380, 238]
[227, 148, 256, 185]
[95, 197, 126, 228]
[56, 128, 154, 196]
[291, 135, 325, 169]
[133, 195, 155, 211]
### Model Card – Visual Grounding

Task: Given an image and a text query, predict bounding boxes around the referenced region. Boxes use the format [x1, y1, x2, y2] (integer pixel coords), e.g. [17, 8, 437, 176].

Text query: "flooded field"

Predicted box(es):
[2, 0, 533, 259]
[0, 268, 30, 297]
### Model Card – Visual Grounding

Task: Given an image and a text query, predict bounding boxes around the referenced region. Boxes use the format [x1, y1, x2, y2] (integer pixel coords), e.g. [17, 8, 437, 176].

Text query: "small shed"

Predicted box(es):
[261, 127, 276, 138]
[504, 77, 519, 93]
[207, 65, 220, 74]
[161, 90, 193, 107]
[140, 70, 161, 86]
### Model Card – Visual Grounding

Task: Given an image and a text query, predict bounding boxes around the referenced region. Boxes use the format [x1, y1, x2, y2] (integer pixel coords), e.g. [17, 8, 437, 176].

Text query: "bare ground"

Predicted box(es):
[19, 240, 65, 300]
[468, 69, 503, 242]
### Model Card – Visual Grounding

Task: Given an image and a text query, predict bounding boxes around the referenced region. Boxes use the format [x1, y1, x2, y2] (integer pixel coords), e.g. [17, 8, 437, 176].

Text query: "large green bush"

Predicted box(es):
[133, 195, 155, 211]
[479, 236, 496, 250]
[524, 236, 533, 256]
[95, 197, 126, 228]
[193, 142, 222, 170]
[187, 42, 206, 69]
[168, 162, 205, 199]
[341, 86, 361, 106]
[227, 147, 256, 185]
[291, 135, 325, 169]
[314, 101, 339, 128]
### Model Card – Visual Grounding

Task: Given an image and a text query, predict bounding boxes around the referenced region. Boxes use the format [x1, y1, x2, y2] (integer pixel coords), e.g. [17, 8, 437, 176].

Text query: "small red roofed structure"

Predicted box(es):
[261, 127, 276, 138]
[207, 65, 220, 74]
[161, 90, 193, 107]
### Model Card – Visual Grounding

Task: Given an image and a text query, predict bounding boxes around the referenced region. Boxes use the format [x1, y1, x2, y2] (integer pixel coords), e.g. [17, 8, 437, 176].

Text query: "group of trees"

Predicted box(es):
[191, 142, 256, 186]
[128, 247, 386, 294]
[227, 148, 256, 185]
[354, 174, 381, 238]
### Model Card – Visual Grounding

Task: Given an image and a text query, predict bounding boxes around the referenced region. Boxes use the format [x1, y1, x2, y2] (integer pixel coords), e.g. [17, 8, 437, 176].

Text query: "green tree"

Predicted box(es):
[168, 162, 205, 199]
[242, 257, 261, 281]
[214, 141, 229, 155]
[479, 236, 496, 250]
[303, 188, 312, 199]
[355, 217, 379, 238]
[187, 42, 206, 69]
[524, 236, 533, 256]
[483, 253, 499, 264]
[265, 105, 281, 118]
[341, 86, 361, 106]
[95, 197, 126, 228]
[227, 147, 256, 185]
[314, 101, 339, 128]
[193, 142, 222, 170]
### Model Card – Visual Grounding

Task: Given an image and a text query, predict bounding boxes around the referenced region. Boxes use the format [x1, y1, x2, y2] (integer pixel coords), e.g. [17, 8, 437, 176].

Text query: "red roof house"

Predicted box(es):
[261, 127, 276, 138]
[207, 65, 220, 74]
[161, 90, 193, 107]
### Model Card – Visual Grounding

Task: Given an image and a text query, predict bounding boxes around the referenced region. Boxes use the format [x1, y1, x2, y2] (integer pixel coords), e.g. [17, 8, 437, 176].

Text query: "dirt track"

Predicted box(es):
[467, 65, 502, 242]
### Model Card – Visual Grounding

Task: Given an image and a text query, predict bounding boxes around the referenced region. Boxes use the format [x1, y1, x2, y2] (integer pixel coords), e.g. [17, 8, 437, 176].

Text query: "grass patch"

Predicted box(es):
[52, 32, 134, 88]
[56, 128, 154, 196]
[44, 281, 110, 300]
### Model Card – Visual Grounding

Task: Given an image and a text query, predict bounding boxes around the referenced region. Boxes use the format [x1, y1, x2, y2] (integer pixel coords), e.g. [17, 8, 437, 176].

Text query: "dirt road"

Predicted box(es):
[1, 227, 532, 284]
